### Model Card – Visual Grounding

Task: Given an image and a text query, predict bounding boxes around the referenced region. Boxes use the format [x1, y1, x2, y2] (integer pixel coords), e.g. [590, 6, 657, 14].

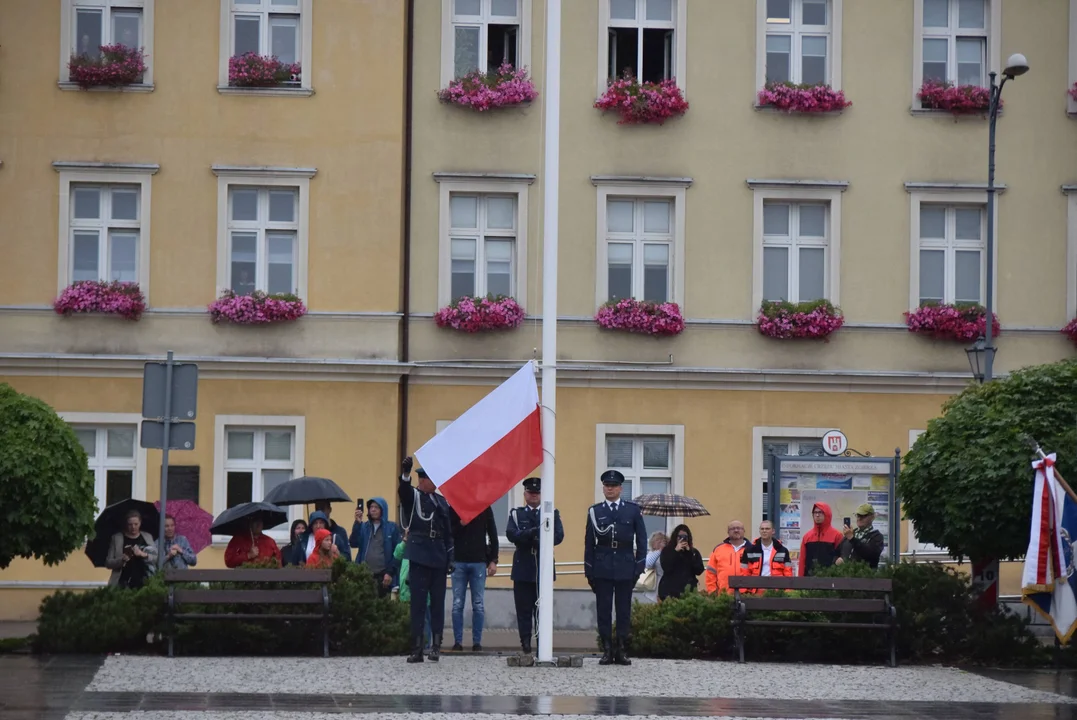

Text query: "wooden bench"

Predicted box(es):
[727, 576, 898, 667]
[163, 568, 331, 658]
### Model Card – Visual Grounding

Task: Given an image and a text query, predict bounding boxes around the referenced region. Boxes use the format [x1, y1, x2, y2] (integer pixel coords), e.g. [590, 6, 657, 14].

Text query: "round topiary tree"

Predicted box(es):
[902, 360, 1077, 571]
[0, 383, 97, 568]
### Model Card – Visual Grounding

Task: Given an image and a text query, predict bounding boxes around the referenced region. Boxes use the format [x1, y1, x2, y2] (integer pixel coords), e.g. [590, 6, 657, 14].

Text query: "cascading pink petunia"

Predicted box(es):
[437, 64, 539, 111]
[68, 44, 146, 89]
[594, 74, 689, 125]
[757, 83, 851, 113]
[904, 303, 1000, 342]
[228, 53, 301, 87]
[53, 281, 145, 320]
[918, 81, 993, 114]
[208, 290, 306, 325]
[756, 300, 845, 340]
[595, 299, 685, 336]
[435, 296, 524, 333]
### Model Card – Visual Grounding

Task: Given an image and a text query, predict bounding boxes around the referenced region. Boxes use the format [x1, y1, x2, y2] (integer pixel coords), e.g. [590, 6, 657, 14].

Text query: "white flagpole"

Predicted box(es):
[537, 0, 561, 665]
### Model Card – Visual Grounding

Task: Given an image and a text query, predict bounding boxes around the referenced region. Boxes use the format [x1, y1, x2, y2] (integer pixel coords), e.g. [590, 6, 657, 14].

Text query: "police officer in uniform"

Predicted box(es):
[398, 456, 454, 663]
[584, 470, 647, 666]
[505, 477, 564, 654]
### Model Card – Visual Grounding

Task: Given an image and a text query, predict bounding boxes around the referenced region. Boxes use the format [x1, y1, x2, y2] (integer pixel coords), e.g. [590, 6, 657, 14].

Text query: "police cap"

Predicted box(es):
[600, 470, 625, 486]
[416, 467, 429, 479]
[522, 477, 541, 493]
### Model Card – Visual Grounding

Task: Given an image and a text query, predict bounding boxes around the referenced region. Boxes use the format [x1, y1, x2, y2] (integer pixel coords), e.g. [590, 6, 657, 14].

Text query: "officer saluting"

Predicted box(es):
[398, 456, 454, 663]
[584, 470, 647, 666]
[505, 477, 564, 655]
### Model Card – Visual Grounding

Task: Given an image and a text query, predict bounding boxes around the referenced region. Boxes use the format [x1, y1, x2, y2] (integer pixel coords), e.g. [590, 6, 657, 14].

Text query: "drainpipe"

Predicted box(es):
[397, 0, 415, 519]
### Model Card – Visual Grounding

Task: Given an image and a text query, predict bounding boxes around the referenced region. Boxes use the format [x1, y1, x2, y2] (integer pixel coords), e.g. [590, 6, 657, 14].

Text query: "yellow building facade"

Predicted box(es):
[2, 0, 1076, 618]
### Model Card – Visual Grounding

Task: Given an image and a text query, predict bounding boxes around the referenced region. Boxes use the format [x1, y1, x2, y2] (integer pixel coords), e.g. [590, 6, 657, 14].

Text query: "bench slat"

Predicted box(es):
[165, 569, 331, 583]
[741, 597, 887, 613]
[744, 620, 890, 630]
[176, 613, 324, 621]
[173, 589, 324, 605]
[729, 576, 892, 592]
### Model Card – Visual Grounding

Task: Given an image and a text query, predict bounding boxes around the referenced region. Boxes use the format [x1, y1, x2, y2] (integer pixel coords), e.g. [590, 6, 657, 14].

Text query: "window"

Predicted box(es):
[916, 204, 985, 306]
[593, 178, 689, 309]
[913, 0, 1000, 106]
[214, 166, 313, 300]
[762, 202, 829, 303]
[443, 0, 530, 84]
[219, 0, 313, 92]
[436, 420, 518, 546]
[55, 163, 156, 296]
[61, 412, 147, 512]
[749, 181, 845, 311]
[907, 429, 944, 554]
[595, 423, 685, 537]
[213, 415, 305, 541]
[60, 0, 155, 87]
[449, 194, 517, 300]
[760, 437, 823, 522]
[761, 0, 838, 87]
[436, 173, 532, 309]
[598, 0, 687, 91]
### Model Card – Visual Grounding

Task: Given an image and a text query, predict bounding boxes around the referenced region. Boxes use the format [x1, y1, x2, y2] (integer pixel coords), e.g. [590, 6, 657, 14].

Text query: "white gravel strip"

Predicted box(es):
[65, 715, 843, 720]
[87, 655, 1073, 704]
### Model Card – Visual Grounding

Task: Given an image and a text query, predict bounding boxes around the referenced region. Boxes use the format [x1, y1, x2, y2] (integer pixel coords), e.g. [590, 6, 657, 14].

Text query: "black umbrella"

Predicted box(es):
[262, 476, 351, 506]
[84, 498, 160, 568]
[210, 501, 288, 536]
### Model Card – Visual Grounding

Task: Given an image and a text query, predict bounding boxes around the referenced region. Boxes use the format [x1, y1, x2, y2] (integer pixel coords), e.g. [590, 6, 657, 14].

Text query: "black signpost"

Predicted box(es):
[140, 351, 198, 566]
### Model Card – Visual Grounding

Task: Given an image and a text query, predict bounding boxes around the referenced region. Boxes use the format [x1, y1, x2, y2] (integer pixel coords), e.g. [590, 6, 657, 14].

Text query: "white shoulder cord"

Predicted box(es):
[588, 506, 615, 544]
[400, 484, 435, 533]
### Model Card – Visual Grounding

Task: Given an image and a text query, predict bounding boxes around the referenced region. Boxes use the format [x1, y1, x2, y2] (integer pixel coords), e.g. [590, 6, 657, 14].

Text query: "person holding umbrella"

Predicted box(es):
[219, 505, 284, 568]
[161, 514, 198, 570]
[105, 508, 158, 588]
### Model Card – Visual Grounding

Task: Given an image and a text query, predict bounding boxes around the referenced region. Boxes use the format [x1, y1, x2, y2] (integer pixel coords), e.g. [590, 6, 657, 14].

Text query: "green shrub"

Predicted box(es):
[629, 590, 734, 659]
[35, 574, 166, 653]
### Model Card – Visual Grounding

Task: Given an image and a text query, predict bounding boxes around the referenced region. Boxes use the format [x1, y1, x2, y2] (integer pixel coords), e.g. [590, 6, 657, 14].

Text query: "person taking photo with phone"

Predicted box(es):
[840, 504, 885, 569]
[657, 524, 704, 600]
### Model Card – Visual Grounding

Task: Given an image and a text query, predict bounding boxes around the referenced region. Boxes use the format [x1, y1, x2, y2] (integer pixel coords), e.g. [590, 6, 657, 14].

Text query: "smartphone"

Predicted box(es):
[843, 516, 851, 527]
[356, 498, 365, 508]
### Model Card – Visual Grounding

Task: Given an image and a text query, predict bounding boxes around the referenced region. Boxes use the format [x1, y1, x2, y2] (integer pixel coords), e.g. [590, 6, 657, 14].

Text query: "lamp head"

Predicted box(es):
[1003, 53, 1029, 79]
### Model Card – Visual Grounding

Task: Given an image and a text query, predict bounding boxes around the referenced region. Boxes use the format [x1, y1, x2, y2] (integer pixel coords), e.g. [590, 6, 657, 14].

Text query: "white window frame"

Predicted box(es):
[602, 196, 676, 305]
[56, 163, 156, 299]
[906, 429, 946, 555]
[751, 426, 828, 529]
[594, 178, 688, 310]
[61, 412, 147, 511]
[914, 204, 986, 306]
[755, 0, 843, 91]
[448, 194, 519, 301]
[907, 186, 998, 311]
[213, 166, 313, 301]
[436, 175, 531, 310]
[594, 424, 685, 532]
[225, 186, 300, 296]
[218, 0, 313, 93]
[440, 0, 533, 88]
[912, 0, 1001, 108]
[750, 182, 844, 311]
[213, 415, 305, 544]
[597, 0, 689, 95]
[1069, 0, 1077, 115]
[60, 0, 155, 88]
[1066, 186, 1077, 319]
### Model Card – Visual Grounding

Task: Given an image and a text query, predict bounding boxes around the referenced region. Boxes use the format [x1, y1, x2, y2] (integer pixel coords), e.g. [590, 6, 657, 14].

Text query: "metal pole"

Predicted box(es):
[537, 0, 561, 665]
[984, 72, 1005, 383]
[157, 351, 174, 567]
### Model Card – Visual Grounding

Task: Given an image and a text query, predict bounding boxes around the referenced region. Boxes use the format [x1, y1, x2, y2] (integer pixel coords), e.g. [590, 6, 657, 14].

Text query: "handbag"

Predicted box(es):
[635, 567, 657, 592]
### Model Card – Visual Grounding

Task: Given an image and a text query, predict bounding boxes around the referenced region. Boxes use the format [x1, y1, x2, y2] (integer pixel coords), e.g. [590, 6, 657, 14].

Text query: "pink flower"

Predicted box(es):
[228, 53, 301, 88]
[208, 290, 306, 325]
[594, 74, 689, 125]
[904, 303, 1000, 342]
[1063, 317, 1077, 345]
[757, 83, 851, 113]
[756, 300, 844, 340]
[917, 82, 993, 114]
[438, 64, 539, 111]
[594, 299, 685, 337]
[435, 295, 524, 332]
[53, 281, 145, 320]
[68, 45, 146, 89]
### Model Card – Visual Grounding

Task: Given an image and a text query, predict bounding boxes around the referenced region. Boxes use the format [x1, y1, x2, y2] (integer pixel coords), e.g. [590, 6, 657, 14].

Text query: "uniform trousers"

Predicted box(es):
[409, 562, 446, 640]
[513, 581, 538, 643]
[594, 578, 634, 641]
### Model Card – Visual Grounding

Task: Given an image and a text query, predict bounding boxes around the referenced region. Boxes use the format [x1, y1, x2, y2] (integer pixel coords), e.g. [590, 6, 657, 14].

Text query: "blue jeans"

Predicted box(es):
[451, 562, 487, 645]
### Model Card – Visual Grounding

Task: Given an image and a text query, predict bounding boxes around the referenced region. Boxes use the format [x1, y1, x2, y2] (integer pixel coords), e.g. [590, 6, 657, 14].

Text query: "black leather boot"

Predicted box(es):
[614, 637, 632, 666]
[599, 637, 613, 665]
[406, 636, 424, 663]
[428, 634, 442, 662]
[521, 638, 532, 654]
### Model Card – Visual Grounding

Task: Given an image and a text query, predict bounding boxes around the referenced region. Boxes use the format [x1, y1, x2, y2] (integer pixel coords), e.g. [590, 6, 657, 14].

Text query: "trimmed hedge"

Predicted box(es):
[34, 559, 409, 656]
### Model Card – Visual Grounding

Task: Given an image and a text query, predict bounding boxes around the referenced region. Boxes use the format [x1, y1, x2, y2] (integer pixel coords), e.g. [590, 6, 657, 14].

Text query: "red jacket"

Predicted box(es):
[798, 501, 844, 577]
[225, 533, 282, 568]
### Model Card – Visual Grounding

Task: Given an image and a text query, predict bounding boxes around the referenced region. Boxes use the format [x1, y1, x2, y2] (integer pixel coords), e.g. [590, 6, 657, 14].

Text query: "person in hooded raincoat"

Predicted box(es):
[306, 527, 339, 568]
[350, 496, 402, 596]
[798, 501, 844, 576]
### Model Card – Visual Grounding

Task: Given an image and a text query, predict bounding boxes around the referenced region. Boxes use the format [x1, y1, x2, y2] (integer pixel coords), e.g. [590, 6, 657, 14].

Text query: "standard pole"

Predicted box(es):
[157, 351, 174, 566]
[537, 0, 561, 665]
[984, 72, 1003, 383]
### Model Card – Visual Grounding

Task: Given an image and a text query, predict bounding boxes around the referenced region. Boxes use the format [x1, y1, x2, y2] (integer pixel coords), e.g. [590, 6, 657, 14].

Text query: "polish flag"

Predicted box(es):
[415, 362, 542, 524]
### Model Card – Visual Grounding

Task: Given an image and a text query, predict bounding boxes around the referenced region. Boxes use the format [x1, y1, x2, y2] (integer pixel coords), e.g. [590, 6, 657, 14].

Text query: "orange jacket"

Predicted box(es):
[705, 539, 749, 593]
[739, 537, 794, 578]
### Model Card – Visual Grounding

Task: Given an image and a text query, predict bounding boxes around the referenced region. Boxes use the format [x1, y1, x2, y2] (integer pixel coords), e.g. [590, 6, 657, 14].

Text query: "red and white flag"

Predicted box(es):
[415, 361, 542, 524]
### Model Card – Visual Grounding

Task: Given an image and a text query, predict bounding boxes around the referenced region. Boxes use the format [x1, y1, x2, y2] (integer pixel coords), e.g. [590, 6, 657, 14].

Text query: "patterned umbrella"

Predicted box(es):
[155, 499, 213, 554]
[633, 494, 710, 518]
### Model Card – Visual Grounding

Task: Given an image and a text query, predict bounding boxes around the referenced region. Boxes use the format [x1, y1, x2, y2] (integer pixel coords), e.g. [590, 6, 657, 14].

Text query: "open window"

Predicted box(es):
[442, 0, 531, 86]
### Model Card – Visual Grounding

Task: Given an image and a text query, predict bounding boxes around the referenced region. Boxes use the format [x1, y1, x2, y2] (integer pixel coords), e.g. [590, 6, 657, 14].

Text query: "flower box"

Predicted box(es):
[594, 75, 688, 125]
[228, 53, 301, 88]
[435, 295, 524, 333]
[904, 303, 1000, 342]
[208, 290, 306, 325]
[595, 299, 685, 337]
[437, 63, 538, 111]
[1069, 83, 1077, 103]
[1062, 318, 1077, 345]
[756, 299, 845, 340]
[53, 281, 145, 320]
[757, 82, 851, 113]
[68, 45, 146, 89]
[917, 82, 993, 114]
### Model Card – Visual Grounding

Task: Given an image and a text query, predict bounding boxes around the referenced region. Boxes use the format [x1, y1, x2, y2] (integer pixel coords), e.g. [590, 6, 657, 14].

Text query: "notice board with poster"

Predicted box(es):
[767, 456, 898, 573]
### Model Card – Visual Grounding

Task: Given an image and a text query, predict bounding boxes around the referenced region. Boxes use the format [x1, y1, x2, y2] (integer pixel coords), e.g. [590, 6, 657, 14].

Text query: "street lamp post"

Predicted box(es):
[981, 53, 1029, 383]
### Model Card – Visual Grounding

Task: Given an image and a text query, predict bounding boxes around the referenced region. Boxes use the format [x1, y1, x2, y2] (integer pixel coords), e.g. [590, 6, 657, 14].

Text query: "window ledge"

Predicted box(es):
[753, 104, 847, 116]
[217, 85, 314, 97]
[58, 81, 155, 93]
[909, 107, 995, 119]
